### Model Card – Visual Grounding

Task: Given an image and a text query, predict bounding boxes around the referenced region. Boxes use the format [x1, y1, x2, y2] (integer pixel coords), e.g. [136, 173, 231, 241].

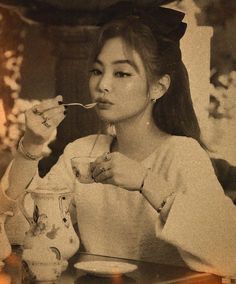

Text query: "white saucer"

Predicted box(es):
[74, 260, 137, 277]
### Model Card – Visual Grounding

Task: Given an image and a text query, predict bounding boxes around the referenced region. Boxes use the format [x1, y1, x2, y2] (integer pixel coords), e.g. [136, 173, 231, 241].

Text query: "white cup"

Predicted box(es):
[71, 156, 96, 184]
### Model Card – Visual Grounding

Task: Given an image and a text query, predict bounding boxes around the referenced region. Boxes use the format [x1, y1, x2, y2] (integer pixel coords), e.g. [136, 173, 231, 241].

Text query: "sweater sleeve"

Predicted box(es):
[155, 138, 236, 276]
[1, 142, 76, 194]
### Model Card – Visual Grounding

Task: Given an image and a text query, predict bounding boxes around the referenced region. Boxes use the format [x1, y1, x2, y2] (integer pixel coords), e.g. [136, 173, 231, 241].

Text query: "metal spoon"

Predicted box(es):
[62, 102, 97, 109]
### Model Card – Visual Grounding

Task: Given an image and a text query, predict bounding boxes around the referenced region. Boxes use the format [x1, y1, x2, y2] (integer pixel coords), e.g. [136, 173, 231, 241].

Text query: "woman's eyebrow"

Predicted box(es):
[94, 59, 103, 66]
[112, 60, 139, 73]
[95, 58, 139, 73]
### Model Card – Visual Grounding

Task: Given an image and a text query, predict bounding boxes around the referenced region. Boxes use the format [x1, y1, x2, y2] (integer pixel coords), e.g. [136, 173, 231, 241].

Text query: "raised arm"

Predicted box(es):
[4, 95, 66, 200]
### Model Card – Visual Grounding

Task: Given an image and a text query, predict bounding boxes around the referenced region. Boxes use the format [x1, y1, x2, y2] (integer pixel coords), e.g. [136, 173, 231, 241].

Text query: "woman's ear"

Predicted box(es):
[150, 74, 171, 102]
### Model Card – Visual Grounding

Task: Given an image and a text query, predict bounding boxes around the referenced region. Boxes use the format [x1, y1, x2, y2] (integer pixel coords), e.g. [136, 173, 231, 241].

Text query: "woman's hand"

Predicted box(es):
[91, 152, 147, 191]
[23, 95, 66, 148]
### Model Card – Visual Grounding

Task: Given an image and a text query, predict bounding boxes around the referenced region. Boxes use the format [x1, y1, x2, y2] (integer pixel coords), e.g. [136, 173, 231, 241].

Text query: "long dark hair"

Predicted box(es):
[92, 15, 205, 148]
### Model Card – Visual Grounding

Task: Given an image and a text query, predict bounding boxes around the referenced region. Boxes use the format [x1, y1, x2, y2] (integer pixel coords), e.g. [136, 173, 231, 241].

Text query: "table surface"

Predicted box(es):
[1, 246, 221, 284]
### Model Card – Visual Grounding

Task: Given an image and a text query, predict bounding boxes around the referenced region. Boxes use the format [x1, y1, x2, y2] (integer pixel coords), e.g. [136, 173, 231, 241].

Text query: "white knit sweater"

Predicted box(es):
[2, 134, 236, 276]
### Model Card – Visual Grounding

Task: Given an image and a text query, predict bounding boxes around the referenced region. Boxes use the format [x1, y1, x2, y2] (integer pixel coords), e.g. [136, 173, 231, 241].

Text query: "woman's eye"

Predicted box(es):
[114, 71, 131, 78]
[89, 69, 102, 76]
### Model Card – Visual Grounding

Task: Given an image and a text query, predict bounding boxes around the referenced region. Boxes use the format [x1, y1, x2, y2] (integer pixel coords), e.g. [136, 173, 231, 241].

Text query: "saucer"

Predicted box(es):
[74, 260, 137, 277]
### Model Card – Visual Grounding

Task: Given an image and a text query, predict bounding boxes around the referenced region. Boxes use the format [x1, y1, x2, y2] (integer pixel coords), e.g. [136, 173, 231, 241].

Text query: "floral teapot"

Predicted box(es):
[19, 186, 80, 260]
[0, 211, 14, 270]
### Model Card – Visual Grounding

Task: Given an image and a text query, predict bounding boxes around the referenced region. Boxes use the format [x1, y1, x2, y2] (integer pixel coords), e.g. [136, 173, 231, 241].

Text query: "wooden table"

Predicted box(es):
[1, 246, 221, 284]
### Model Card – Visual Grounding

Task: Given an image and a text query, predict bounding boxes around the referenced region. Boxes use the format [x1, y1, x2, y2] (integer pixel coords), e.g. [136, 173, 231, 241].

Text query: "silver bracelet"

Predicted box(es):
[139, 168, 151, 193]
[17, 137, 42, 161]
[156, 191, 175, 213]
[139, 169, 175, 213]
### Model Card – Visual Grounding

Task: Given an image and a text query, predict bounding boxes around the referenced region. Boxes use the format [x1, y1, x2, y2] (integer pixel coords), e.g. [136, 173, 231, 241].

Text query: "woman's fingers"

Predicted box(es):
[26, 105, 65, 128]
[91, 161, 112, 179]
[93, 168, 113, 183]
[91, 152, 111, 169]
[93, 155, 105, 165]
[42, 105, 66, 120]
[102, 151, 112, 161]
[34, 110, 66, 130]
[93, 152, 111, 164]
[32, 95, 63, 114]
[48, 111, 66, 127]
[24, 95, 66, 145]
[90, 151, 114, 182]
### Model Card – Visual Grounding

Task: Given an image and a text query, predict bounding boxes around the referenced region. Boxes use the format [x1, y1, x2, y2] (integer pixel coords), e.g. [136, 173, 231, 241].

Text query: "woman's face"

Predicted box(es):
[89, 37, 150, 123]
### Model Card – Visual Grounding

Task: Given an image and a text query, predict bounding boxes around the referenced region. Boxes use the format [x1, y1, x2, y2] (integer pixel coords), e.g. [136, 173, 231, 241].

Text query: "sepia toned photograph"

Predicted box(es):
[0, 0, 236, 283]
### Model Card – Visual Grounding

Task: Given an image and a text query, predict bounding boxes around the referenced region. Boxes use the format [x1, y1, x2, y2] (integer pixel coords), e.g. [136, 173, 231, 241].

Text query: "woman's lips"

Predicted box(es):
[96, 98, 113, 109]
[97, 102, 113, 109]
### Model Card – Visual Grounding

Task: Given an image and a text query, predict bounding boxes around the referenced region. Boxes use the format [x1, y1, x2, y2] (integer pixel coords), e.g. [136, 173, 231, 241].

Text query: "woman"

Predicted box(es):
[1, 2, 236, 276]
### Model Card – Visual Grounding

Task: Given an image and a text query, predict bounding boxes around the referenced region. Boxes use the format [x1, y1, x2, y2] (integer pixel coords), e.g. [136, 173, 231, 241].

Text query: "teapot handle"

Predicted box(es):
[18, 192, 35, 226]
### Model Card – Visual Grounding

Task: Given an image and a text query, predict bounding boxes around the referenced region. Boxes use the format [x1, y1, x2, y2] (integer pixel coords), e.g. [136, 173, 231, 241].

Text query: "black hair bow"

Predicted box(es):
[98, 1, 187, 43]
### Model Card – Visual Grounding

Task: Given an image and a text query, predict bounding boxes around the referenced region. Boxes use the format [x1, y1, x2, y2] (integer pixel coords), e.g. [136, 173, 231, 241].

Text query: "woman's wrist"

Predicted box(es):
[18, 136, 44, 161]
[139, 170, 175, 214]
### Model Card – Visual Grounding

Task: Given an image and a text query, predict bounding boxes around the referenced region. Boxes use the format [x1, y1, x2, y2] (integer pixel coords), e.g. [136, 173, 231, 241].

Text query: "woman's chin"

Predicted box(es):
[99, 116, 116, 124]
[96, 109, 136, 124]
[96, 111, 116, 123]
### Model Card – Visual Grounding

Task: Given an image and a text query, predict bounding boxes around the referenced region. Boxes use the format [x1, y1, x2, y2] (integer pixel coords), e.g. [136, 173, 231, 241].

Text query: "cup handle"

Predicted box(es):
[18, 192, 34, 226]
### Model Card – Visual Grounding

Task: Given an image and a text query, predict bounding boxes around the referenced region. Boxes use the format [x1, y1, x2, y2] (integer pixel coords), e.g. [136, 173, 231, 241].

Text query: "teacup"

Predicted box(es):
[23, 258, 68, 282]
[71, 156, 96, 184]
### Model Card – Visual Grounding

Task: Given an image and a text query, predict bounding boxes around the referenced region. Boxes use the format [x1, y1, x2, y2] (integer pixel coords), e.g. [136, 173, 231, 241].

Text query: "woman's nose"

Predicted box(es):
[98, 74, 111, 94]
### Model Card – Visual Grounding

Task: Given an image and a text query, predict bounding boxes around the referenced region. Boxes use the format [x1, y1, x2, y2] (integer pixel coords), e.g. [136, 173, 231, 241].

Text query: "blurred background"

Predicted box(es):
[0, 0, 235, 186]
